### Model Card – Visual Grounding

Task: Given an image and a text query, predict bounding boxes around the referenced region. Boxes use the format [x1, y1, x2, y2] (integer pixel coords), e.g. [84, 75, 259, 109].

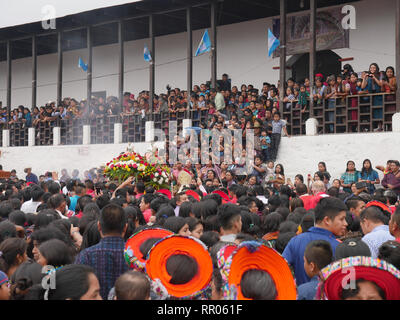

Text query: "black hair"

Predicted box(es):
[240, 269, 277, 300]
[35, 210, 60, 229]
[185, 217, 202, 233]
[304, 240, 333, 270]
[378, 240, 400, 270]
[286, 212, 303, 225]
[178, 201, 193, 218]
[276, 206, 290, 221]
[295, 183, 308, 196]
[31, 187, 45, 202]
[76, 195, 93, 213]
[115, 270, 150, 300]
[96, 194, 110, 210]
[200, 231, 220, 249]
[10, 260, 44, 300]
[0, 220, 17, 243]
[195, 199, 219, 220]
[99, 204, 127, 235]
[163, 216, 187, 234]
[150, 197, 169, 214]
[46, 181, 61, 195]
[82, 203, 101, 218]
[278, 221, 298, 234]
[341, 278, 385, 300]
[47, 194, 65, 210]
[0, 238, 27, 274]
[314, 197, 347, 223]
[261, 212, 283, 234]
[31, 226, 68, 247]
[139, 237, 161, 260]
[27, 264, 97, 300]
[166, 254, 198, 285]
[300, 213, 315, 233]
[80, 220, 101, 251]
[38, 239, 73, 267]
[155, 204, 175, 226]
[217, 203, 241, 231]
[0, 200, 14, 219]
[275, 232, 296, 254]
[360, 206, 389, 225]
[8, 210, 26, 227]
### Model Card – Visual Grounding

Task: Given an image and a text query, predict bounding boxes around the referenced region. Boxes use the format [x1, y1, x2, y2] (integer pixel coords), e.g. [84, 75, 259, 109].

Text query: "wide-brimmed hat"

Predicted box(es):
[146, 235, 213, 299]
[124, 228, 173, 272]
[185, 190, 201, 202]
[320, 256, 400, 300]
[223, 241, 297, 300]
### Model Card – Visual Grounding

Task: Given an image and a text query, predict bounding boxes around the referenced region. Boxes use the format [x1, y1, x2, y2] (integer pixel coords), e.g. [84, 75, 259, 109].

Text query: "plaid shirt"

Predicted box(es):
[74, 236, 128, 299]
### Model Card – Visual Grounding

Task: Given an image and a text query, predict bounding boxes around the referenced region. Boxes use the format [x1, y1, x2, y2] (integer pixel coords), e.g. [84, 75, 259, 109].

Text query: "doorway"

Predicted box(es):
[288, 50, 342, 82]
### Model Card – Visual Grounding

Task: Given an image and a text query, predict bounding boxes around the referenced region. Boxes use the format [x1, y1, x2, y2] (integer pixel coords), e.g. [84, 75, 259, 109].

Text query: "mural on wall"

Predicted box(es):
[272, 6, 349, 57]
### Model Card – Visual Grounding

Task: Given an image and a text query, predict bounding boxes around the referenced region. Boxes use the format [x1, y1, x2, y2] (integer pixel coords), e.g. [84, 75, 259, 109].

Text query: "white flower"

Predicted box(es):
[162, 172, 167, 178]
[155, 172, 159, 177]
[153, 178, 157, 182]
[159, 178, 164, 184]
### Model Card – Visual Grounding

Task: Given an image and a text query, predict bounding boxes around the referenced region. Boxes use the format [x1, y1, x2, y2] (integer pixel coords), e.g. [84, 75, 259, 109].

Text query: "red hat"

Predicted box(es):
[157, 189, 172, 200]
[365, 200, 391, 215]
[124, 228, 173, 272]
[223, 241, 296, 300]
[212, 190, 231, 204]
[320, 256, 400, 300]
[146, 235, 213, 299]
[185, 190, 200, 202]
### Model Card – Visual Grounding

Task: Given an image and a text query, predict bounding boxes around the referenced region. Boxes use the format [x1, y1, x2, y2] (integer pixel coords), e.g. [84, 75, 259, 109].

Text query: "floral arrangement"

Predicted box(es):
[103, 151, 171, 190]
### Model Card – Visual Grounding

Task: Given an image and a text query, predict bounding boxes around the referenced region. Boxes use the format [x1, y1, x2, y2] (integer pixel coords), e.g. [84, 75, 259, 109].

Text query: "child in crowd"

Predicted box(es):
[297, 240, 333, 300]
[297, 85, 309, 114]
[259, 129, 271, 162]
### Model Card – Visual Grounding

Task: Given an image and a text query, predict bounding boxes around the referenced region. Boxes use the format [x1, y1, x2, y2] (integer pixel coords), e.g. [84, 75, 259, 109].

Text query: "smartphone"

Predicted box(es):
[95, 187, 102, 195]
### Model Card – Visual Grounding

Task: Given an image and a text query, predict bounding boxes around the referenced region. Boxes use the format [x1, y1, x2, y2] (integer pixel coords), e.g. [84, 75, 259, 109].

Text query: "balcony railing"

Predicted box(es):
[3, 95, 398, 148]
[282, 92, 397, 135]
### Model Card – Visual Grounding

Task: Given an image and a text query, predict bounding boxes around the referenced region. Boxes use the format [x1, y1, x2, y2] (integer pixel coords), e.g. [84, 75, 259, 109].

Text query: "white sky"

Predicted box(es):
[0, 0, 142, 29]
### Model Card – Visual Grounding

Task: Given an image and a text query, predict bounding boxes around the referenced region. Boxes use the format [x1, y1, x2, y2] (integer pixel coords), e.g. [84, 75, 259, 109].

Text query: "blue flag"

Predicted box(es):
[78, 57, 88, 72]
[195, 29, 211, 57]
[144, 44, 152, 62]
[268, 29, 280, 57]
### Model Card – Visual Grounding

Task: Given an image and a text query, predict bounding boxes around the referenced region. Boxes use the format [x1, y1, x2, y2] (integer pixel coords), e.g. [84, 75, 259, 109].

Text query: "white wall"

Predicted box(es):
[0, 129, 397, 183]
[0, 0, 396, 107]
[276, 131, 400, 182]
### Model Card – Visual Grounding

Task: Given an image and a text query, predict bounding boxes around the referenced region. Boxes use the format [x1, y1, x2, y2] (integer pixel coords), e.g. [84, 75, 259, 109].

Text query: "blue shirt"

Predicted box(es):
[282, 227, 340, 286]
[75, 236, 128, 300]
[26, 173, 38, 184]
[69, 195, 80, 212]
[360, 169, 379, 194]
[297, 276, 319, 300]
[362, 225, 394, 259]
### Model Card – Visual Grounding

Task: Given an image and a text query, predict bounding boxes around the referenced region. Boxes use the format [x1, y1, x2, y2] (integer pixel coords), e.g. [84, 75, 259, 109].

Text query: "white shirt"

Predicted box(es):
[20, 200, 42, 214]
[220, 234, 237, 243]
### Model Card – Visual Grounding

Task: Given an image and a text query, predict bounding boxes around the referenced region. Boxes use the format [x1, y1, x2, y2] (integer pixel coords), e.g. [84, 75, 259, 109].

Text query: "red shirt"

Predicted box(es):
[300, 194, 315, 211]
[311, 192, 330, 209]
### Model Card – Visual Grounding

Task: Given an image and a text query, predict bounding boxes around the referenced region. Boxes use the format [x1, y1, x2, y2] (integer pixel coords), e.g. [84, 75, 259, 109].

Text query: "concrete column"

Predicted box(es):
[53, 127, 61, 146]
[145, 121, 155, 142]
[83, 125, 91, 145]
[306, 118, 319, 136]
[392, 113, 400, 132]
[182, 119, 193, 138]
[28, 128, 35, 146]
[114, 123, 123, 144]
[2, 130, 9, 147]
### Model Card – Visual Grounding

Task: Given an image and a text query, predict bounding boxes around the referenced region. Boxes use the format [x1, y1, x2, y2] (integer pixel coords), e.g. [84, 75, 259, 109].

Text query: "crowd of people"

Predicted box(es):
[0, 154, 399, 300]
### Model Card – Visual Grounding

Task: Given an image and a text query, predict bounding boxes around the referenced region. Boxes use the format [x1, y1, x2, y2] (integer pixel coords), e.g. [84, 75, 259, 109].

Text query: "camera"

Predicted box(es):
[166, 84, 171, 92]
